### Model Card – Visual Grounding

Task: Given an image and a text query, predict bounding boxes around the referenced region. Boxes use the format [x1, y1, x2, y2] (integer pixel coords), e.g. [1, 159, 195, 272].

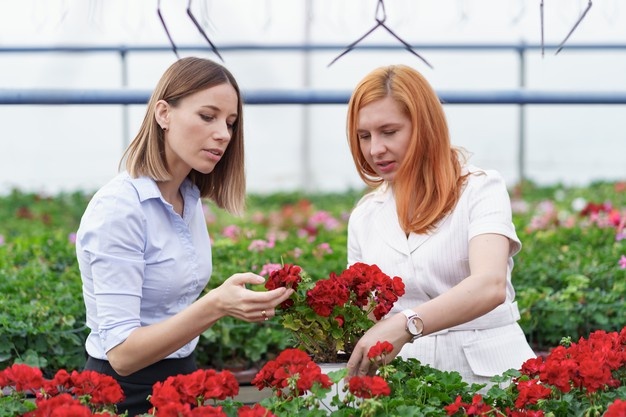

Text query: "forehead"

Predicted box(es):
[182, 83, 239, 114]
[357, 96, 407, 128]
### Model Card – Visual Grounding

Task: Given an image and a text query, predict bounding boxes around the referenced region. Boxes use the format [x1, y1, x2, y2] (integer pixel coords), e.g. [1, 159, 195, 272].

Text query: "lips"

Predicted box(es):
[375, 160, 396, 174]
[206, 148, 223, 156]
[203, 148, 224, 162]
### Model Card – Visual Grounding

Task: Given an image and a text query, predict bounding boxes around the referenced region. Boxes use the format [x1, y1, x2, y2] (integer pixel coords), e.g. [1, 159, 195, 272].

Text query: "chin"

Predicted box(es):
[194, 166, 216, 175]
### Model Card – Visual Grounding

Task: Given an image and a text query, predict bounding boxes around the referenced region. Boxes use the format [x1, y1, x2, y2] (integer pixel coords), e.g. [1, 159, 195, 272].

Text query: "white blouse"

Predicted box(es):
[348, 165, 521, 314]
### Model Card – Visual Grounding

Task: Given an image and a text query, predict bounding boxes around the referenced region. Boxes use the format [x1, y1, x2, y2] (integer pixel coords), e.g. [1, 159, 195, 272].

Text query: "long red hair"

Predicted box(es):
[346, 65, 467, 234]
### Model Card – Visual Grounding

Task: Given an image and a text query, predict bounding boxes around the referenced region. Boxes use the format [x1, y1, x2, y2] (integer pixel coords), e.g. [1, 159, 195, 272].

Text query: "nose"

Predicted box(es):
[214, 120, 232, 142]
[369, 134, 386, 157]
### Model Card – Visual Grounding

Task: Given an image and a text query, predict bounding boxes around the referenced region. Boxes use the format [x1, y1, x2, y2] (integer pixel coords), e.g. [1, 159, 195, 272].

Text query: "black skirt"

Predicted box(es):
[85, 354, 197, 416]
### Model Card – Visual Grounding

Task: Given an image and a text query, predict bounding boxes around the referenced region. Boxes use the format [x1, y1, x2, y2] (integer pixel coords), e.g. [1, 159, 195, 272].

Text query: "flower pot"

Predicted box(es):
[313, 362, 348, 411]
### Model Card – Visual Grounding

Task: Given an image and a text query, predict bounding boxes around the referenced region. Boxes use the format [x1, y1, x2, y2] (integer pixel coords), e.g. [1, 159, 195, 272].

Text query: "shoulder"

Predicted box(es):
[465, 165, 505, 185]
[463, 165, 510, 198]
[350, 184, 390, 220]
[80, 173, 156, 230]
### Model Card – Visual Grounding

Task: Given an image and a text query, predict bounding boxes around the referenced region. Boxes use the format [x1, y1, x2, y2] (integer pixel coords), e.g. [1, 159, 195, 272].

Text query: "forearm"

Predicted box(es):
[107, 292, 222, 376]
[411, 271, 506, 335]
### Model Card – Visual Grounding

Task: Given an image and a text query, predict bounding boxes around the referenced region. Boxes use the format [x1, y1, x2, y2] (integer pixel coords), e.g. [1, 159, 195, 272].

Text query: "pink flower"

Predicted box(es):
[308, 210, 341, 230]
[247, 238, 275, 252]
[260, 263, 283, 277]
[222, 224, 241, 239]
[618, 255, 626, 269]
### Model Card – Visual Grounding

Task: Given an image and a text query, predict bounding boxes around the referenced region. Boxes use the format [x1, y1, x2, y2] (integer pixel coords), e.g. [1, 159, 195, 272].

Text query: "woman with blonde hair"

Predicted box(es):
[77, 57, 293, 415]
[345, 64, 535, 386]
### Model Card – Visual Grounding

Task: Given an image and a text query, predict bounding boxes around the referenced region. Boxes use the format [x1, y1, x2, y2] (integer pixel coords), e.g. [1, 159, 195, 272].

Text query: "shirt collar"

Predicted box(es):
[124, 173, 200, 204]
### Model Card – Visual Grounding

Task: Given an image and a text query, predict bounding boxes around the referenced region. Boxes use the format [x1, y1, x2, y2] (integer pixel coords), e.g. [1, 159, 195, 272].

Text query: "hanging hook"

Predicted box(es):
[157, 0, 180, 59]
[157, 0, 224, 61]
[186, 0, 224, 62]
[328, 0, 433, 69]
[539, 0, 545, 58]
[555, 0, 592, 55]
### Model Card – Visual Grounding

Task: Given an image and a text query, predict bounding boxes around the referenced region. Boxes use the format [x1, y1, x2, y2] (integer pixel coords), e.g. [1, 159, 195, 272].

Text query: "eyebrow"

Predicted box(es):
[357, 123, 402, 131]
[201, 104, 238, 119]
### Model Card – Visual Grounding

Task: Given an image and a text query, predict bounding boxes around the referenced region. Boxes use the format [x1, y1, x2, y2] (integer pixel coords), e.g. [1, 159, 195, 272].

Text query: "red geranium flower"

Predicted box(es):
[251, 348, 331, 398]
[347, 375, 390, 398]
[0, 363, 44, 393]
[237, 403, 277, 417]
[367, 341, 394, 359]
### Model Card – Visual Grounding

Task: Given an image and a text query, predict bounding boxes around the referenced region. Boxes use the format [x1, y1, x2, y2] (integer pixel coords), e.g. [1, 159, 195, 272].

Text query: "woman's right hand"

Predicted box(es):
[209, 272, 294, 322]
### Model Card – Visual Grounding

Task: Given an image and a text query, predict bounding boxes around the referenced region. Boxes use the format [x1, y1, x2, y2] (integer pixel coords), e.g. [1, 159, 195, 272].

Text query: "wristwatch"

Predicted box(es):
[400, 309, 424, 342]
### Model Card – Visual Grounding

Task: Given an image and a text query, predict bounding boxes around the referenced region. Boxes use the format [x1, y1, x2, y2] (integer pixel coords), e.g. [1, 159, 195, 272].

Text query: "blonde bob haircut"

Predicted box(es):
[346, 64, 468, 234]
[121, 57, 246, 216]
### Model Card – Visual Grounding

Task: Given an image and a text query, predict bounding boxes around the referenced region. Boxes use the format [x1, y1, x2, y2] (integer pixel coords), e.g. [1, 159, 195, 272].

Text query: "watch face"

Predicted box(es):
[408, 317, 423, 335]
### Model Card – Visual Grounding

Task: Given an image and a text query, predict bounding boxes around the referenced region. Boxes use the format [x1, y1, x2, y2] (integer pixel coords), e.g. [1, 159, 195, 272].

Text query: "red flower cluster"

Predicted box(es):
[605, 399, 626, 417]
[306, 262, 405, 321]
[367, 341, 394, 360]
[306, 273, 351, 317]
[0, 363, 123, 416]
[267, 262, 405, 320]
[579, 201, 622, 226]
[519, 328, 626, 395]
[0, 363, 44, 393]
[338, 262, 406, 320]
[265, 263, 302, 309]
[251, 348, 332, 398]
[237, 403, 277, 417]
[149, 368, 239, 414]
[347, 375, 390, 399]
[1, 362, 281, 417]
[445, 326, 626, 416]
[444, 394, 498, 416]
[43, 369, 125, 406]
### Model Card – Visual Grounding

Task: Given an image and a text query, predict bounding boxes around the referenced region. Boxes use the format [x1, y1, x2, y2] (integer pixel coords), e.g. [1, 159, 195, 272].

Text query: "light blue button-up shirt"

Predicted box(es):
[77, 172, 212, 360]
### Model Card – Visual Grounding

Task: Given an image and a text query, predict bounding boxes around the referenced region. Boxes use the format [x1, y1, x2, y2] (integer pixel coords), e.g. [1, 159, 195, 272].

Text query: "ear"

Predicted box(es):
[154, 99, 170, 130]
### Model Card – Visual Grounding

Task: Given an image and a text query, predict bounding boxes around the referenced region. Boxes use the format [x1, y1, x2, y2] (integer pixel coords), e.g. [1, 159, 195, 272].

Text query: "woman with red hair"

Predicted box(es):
[344, 65, 535, 387]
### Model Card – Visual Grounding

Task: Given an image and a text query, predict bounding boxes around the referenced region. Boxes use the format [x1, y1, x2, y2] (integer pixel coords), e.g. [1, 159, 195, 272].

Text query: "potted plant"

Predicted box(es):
[263, 262, 406, 363]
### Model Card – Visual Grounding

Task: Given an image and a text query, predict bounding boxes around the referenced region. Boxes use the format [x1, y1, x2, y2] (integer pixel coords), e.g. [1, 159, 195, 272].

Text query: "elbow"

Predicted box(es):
[106, 349, 136, 377]
[490, 275, 507, 306]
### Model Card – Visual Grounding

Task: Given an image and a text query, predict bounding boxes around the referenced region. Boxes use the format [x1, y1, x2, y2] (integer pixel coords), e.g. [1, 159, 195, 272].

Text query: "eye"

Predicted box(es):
[357, 133, 371, 140]
[200, 114, 215, 122]
[382, 130, 397, 136]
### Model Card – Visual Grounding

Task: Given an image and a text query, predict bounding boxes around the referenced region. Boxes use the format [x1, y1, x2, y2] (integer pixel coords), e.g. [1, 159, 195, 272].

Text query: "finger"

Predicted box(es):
[346, 361, 358, 378]
[358, 356, 370, 376]
[250, 287, 294, 304]
[346, 350, 364, 378]
[230, 272, 265, 286]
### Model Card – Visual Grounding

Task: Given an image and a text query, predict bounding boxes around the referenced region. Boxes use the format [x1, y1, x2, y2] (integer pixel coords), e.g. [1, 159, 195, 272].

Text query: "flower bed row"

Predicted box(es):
[1, 326, 625, 416]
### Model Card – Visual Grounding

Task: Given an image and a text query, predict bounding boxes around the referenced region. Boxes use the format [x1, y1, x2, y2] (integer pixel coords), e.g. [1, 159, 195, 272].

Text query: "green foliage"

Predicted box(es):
[0, 198, 88, 376]
[512, 181, 626, 349]
[1, 180, 626, 374]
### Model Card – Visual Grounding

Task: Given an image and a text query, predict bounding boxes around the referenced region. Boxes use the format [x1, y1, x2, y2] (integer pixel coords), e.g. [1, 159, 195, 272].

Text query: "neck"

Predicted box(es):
[157, 180, 185, 216]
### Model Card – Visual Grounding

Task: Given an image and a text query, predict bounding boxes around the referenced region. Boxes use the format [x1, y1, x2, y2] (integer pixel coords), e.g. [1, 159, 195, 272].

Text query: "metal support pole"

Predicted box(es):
[517, 45, 527, 187]
[120, 49, 130, 151]
[301, 0, 313, 192]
